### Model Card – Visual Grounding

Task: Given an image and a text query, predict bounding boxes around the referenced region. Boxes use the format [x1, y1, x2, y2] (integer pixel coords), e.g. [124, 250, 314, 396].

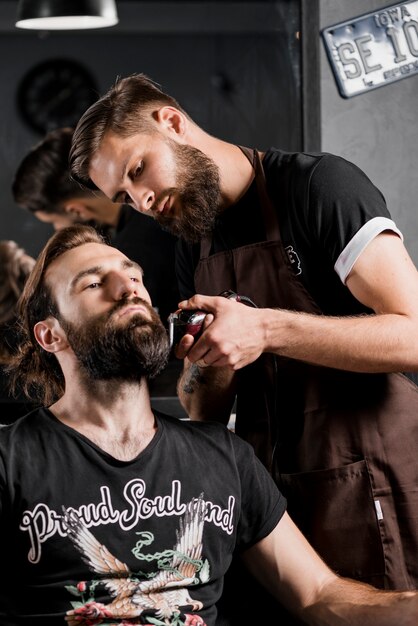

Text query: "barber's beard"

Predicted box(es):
[58, 298, 170, 383]
[153, 140, 222, 243]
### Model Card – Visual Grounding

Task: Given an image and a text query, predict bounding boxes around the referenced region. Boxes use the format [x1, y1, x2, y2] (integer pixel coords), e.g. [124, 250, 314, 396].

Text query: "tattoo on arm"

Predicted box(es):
[182, 364, 207, 395]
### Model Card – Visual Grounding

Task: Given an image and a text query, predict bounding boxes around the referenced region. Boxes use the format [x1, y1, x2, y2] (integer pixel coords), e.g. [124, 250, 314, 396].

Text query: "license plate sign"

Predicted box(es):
[322, 1, 418, 98]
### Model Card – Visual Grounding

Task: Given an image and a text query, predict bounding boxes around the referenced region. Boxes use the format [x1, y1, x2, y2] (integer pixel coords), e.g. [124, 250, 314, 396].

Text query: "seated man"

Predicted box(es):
[12, 126, 181, 400]
[2, 224, 418, 625]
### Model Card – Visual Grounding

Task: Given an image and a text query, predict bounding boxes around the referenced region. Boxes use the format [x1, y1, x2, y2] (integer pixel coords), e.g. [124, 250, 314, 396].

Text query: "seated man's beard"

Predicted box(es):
[58, 299, 170, 382]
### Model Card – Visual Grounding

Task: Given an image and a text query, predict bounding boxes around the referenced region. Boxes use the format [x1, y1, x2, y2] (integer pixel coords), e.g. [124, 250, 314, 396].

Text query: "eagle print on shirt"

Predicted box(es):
[64, 494, 209, 626]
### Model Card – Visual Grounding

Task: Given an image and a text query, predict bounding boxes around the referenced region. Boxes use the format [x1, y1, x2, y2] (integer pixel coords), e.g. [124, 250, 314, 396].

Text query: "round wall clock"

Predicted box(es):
[17, 58, 98, 134]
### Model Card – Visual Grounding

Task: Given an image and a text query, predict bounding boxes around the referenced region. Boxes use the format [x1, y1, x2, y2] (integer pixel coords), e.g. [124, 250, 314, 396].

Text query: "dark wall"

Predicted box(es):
[0, 0, 303, 257]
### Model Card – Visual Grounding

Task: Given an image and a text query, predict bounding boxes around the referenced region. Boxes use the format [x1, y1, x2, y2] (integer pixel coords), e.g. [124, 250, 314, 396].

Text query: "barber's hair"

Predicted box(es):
[12, 127, 90, 215]
[7, 225, 105, 405]
[70, 73, 189, 189]
[0, 241, 35, 364]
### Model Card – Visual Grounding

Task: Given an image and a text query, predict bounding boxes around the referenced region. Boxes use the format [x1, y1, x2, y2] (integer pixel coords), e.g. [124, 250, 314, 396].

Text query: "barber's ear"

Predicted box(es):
[154, 106, 186, 137]
[34, 317, 68, 353]
[63, 200, 94, 221]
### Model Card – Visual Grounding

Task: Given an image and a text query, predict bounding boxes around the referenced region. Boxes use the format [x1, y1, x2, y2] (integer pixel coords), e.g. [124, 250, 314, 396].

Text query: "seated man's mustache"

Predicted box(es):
[109, 296, 154, 317]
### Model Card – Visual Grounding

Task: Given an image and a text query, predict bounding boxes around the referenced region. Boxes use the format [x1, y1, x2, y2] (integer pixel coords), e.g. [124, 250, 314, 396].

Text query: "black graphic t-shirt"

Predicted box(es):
[0, 409, 285, 625]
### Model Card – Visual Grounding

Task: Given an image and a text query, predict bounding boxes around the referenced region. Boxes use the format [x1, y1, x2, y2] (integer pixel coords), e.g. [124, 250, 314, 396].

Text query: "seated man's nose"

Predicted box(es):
[110, 276, 135, 299]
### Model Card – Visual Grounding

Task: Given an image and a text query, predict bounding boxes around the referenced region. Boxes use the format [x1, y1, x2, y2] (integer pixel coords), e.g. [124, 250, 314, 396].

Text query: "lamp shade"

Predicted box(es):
[15, 0, 119, 30]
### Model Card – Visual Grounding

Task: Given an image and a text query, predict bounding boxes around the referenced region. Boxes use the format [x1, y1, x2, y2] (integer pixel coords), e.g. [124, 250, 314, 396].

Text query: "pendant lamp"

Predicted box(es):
[15, 0, 119, 30]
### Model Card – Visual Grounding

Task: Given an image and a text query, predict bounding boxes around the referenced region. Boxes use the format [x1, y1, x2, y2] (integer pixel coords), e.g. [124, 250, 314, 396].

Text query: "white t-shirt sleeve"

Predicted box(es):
[334, 216, 403, 284]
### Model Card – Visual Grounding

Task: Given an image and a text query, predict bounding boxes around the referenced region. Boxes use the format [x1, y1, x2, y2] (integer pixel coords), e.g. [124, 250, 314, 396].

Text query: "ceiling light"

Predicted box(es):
[15, 0, 119, 31]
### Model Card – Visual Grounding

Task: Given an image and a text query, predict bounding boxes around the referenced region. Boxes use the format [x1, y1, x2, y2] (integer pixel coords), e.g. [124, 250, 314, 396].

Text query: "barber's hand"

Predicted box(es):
[174, 311, 215, 361]
[176, 294, 266, 370]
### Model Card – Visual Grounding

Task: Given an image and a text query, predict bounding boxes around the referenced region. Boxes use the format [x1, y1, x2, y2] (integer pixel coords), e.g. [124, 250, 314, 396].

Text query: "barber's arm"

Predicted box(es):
[178, 233, 418, 373]
[242, 512, 418, 626]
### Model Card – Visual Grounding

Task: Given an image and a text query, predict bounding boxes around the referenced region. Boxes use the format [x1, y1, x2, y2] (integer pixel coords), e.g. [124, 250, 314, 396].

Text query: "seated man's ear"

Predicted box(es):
[34, 317, 68, 353]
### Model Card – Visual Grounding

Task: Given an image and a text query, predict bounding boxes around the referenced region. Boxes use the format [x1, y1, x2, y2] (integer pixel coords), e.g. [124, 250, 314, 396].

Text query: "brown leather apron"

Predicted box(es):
[194, 146, 418, 590]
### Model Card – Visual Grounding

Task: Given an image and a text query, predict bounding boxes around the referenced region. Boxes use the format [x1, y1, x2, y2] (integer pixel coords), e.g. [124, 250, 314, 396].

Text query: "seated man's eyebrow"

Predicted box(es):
[122, 259, 144, 275]
[70, 260, 144, 291]
[70, 266, 102, 290]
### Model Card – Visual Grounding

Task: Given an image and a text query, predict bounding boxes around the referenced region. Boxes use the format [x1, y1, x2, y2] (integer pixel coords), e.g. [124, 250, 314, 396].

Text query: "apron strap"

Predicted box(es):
[200, 145, 281, 260]
[239, 146, 281, 242]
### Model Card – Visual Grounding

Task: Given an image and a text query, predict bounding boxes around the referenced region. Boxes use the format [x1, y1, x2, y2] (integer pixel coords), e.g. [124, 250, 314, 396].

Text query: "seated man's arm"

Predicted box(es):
[177, 357, 237, 424]
[242, 512, 418, 626]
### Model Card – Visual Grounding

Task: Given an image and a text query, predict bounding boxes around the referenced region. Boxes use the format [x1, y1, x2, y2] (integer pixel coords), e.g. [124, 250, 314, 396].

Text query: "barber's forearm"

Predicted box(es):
[243, 513, 418, 626]
[264, 308, 418, 373]
[177, 359, 236, 423]
[303, 577, 418, 626]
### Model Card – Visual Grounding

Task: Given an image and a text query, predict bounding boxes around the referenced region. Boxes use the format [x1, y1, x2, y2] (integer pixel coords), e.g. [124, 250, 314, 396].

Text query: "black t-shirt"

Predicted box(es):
[176, 148, 395, 316]
[0, 408, 285, 625]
